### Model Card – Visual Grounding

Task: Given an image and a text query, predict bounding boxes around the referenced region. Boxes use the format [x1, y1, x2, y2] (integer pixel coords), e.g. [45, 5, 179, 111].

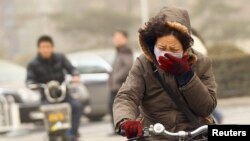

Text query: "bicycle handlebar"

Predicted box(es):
[27, 81, 67, 103]
[151, 123, 208, 138]
[27, 83, 46, 90]
[126, 123, 208, 141]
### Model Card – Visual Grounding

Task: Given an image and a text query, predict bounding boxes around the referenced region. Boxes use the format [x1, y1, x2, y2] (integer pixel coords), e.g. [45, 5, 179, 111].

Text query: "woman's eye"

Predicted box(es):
[169, 48, 178, 52]
[158, 47, 165, 50]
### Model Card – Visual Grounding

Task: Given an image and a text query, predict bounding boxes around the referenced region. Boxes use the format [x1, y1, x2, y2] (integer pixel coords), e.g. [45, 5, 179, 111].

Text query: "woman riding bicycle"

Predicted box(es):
[113, 6, 217, 141]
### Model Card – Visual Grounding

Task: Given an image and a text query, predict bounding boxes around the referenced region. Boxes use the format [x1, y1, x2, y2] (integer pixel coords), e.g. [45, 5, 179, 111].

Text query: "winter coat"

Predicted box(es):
[113, 6, 217, 141]
[109, 46, 133, 92]
[26, 53, 78, 85]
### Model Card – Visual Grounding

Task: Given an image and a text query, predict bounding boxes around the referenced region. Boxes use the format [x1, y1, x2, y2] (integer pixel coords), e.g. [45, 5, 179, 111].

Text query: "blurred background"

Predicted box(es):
[0, 0, 250, 141]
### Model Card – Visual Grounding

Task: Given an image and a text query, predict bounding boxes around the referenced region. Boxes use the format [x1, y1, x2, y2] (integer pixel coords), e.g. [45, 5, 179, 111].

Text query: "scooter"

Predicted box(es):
[125, 123, 208, 141]
[28, 81, 72, 141]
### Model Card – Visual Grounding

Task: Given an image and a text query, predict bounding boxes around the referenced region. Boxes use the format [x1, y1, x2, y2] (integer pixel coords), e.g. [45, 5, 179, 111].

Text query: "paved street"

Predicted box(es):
[217, 97, 250, 124]
[0, 97, 250, 141]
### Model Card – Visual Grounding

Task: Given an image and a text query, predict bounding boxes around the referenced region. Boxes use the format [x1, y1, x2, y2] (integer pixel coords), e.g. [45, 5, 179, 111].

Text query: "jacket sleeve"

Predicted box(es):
[114, 53, 133, 83]
[113, 58, 145, 132]
[26, 63, 37, 85]
[179, 58, 217, 117]
[61, 54, 79, 76]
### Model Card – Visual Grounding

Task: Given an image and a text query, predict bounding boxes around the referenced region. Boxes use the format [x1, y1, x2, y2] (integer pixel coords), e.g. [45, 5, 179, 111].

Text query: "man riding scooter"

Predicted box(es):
[26, 35, 82, 141]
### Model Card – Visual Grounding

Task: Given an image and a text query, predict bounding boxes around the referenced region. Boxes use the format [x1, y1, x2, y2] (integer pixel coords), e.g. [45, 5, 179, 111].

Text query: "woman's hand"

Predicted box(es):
[121, 120, 143, 139]
[159, 53, 194, 86]
[158, 53, 190, 76]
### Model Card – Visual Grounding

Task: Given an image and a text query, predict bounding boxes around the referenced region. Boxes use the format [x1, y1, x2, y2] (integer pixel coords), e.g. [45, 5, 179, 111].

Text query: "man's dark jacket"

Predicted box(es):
[26, 53, 78, 85]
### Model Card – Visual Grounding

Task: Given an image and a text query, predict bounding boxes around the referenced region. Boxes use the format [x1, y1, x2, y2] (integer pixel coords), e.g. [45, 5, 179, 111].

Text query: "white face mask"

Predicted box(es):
[154, 46, 183, 62]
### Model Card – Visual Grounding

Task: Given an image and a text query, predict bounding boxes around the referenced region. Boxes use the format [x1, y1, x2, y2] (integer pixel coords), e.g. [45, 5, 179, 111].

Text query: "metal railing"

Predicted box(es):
[0, 95, 10, 132]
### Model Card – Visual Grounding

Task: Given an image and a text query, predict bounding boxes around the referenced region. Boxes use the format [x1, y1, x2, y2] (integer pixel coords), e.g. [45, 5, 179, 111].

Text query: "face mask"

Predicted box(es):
[154, 46, 183, 62]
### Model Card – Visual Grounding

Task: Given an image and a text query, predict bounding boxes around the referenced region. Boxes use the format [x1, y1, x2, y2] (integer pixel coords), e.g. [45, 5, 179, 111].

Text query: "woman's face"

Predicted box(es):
[155, 35, 183, 53]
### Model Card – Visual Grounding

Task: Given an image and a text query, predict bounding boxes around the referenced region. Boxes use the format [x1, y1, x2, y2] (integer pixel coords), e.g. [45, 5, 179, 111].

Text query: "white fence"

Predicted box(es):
[0, 95, 20, 133]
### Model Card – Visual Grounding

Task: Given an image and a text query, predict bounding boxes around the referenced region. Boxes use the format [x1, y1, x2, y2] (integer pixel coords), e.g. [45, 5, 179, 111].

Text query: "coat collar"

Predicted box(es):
[37, 53, 56, 63]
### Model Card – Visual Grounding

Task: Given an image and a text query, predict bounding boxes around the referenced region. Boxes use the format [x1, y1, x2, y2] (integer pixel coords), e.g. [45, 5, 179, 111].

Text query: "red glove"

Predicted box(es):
[158, 53, 190, 76]
[121, 120, 143, 139]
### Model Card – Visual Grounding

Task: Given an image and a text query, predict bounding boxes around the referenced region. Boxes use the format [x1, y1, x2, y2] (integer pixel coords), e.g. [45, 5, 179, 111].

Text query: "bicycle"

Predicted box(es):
[126, 123, 208, 141]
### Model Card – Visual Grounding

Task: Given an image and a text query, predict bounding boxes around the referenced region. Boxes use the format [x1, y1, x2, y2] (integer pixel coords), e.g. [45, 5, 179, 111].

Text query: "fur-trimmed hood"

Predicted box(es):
[139, 6, 197, 64]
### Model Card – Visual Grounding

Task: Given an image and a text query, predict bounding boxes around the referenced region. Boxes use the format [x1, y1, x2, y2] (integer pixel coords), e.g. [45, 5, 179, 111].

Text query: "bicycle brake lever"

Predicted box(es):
[143, 127, 150, 137]
[126, 128, 150, 141]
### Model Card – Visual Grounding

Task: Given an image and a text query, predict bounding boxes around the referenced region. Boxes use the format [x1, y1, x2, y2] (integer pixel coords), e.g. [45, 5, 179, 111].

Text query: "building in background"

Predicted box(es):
[0, 0, 250, 64]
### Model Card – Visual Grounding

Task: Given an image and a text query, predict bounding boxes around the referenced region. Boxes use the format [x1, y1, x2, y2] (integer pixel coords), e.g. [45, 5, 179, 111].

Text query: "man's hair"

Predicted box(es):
[37, 35, 54, 47]
[114, 30, 128, 38]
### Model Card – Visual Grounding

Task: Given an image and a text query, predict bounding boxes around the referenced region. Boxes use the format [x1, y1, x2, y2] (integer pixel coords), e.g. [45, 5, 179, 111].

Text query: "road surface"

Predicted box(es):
[0, 97, 249, 141]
